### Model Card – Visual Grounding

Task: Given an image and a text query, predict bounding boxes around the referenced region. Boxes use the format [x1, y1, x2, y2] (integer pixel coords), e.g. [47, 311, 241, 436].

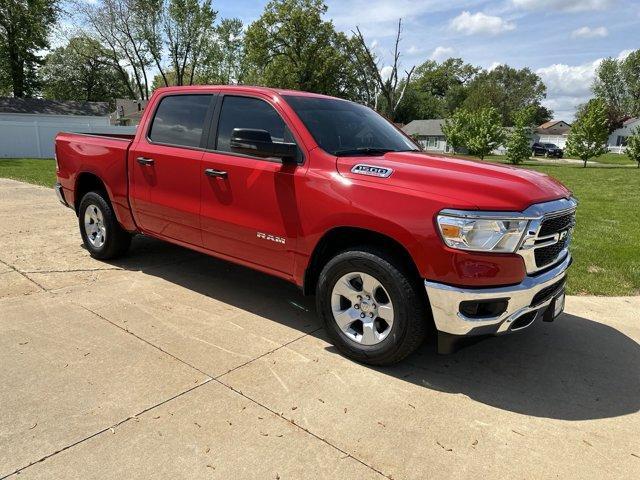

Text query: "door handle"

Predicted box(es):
[137, 157, 155, 166]
[204, 168, 228, 179]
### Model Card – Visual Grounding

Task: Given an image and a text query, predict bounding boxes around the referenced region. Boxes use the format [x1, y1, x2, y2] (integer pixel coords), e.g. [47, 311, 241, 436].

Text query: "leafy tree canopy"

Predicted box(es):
[40, 36, 131, 102]
[0, 0, 59, 97]
[463, 65, 551, 126]
[506, 105, 536, 164]
[593, 49, 640, 128]
[243, 0, 364, 99]
[624, 126, 640, 169]
[566, 98, 610, 167]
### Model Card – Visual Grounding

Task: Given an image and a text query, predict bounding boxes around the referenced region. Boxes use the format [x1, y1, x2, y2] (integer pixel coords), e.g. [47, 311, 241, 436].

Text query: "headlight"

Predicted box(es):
[437, 213, 529, 253]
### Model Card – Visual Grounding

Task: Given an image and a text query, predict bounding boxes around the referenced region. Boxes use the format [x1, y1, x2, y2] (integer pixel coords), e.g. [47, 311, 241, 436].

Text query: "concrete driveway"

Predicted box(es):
[1, 178, 639, 479]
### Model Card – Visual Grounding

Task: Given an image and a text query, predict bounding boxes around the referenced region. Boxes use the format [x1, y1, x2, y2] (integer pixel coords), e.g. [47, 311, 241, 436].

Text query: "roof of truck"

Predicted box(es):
[152, 85, 341, 101]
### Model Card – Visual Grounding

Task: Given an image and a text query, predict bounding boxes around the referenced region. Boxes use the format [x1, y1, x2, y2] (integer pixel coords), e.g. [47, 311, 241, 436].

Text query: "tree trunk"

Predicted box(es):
[7, 40, 25, 97]
[583, 158, 587, 168]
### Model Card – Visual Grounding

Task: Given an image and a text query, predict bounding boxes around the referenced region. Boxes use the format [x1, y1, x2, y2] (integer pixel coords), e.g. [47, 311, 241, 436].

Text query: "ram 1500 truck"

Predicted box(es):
[55, 86, 576, 365]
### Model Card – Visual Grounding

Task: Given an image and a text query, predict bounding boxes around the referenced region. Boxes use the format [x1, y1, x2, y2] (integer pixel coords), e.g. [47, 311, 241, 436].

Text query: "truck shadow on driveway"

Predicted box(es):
[110, 236, 640, 422]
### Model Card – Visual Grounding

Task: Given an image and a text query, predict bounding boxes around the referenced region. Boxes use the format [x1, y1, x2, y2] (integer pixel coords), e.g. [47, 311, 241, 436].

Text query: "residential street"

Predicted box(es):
[1, 178, 639, 479]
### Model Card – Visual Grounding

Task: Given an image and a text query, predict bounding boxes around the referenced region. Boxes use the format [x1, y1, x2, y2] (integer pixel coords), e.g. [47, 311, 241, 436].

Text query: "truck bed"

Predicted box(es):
[55, 131, 136, 230]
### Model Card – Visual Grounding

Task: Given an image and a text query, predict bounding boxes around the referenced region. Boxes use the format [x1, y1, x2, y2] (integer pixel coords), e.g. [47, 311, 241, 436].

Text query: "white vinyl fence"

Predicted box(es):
[0, 115, 136, 158]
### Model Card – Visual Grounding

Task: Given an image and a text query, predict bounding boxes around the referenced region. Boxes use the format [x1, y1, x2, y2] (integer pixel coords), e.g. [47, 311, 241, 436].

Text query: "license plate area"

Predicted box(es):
[543, 290, 565, 322]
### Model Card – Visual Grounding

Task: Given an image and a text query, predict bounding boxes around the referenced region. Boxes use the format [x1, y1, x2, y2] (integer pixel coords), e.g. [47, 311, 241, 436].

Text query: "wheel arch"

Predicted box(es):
[302, 226, 423, 296]
[74, 172, 109, 213]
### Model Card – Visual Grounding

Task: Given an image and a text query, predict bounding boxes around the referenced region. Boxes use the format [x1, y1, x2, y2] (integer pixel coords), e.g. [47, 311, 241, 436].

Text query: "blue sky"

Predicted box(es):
[214, 0, 640, 120]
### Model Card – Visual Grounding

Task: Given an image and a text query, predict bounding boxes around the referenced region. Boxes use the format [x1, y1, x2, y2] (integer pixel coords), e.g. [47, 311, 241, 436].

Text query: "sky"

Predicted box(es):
[212, 0, 640, 120]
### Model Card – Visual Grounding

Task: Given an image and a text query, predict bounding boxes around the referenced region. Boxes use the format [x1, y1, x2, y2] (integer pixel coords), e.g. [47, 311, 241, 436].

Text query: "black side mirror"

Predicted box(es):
[230, 128, 297, 162]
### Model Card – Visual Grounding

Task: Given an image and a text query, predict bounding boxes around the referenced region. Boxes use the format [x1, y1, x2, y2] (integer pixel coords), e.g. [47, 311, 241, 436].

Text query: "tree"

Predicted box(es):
[464, 107, 505, 160]
[78, 0, 152, 99]
[566, 99, 609, 168]
[0, 0, 59, 97]
[625, 126, 640, 169]
[243, 0, 358, 98]
[505, 106, 535, 164]
[593, 49, 640, 124]
[403, 57, 479, 121]
[463, 65, 551, 126]
[199, 17, 244, 85]
[352, 18, 415, 121]
[442, 109, 471, 155]
[162, 0, 217, 86]
[40, 36, 132, 102]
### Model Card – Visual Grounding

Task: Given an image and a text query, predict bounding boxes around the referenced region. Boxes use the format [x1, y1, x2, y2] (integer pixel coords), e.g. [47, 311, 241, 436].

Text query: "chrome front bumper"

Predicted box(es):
[425, 253, 571, 337]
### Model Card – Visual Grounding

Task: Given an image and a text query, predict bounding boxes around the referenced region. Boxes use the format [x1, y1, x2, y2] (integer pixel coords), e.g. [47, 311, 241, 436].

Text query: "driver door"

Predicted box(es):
[200, 94, 305, 276]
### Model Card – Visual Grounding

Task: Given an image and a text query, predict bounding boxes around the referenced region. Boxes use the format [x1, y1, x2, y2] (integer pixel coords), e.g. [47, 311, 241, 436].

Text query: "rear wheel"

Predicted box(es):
[316, 247, 428, 365]
[79, 191, 131, 260]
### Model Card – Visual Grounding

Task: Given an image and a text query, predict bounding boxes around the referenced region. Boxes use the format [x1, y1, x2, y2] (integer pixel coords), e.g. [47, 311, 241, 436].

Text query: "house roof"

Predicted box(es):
[623, 117, 639, 126]
[538, 120, 564, 130]
[0, 97, 110, 116]
[536, 119, 571, 135]
[402, 119, 445, 137]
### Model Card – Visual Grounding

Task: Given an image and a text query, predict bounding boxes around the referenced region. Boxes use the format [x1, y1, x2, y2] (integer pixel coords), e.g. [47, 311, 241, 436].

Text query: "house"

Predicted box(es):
[110, 98, 148, 126]
[534, 120, 571, 148]
[608, 117, 639, 149]
[0, 97, 121, 158]
[402, 119, 451, 152]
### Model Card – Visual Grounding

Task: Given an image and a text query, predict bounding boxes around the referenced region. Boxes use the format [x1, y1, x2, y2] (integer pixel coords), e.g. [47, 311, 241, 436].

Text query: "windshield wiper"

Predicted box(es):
[334, 147, 395, 157]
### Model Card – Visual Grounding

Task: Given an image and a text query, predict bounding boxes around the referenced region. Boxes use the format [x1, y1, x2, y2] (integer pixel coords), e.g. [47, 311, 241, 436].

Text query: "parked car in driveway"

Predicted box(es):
[532, 142, 564, 158]
[54, 85, 576, 365]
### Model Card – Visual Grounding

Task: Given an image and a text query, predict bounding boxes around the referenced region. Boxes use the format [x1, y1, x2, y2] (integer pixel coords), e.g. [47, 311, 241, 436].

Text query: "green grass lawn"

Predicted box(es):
[1, 157, 638, 296]
[0, 158, 56, 187]
[522, 164, 639, 296]
[590, 152, 636, 166]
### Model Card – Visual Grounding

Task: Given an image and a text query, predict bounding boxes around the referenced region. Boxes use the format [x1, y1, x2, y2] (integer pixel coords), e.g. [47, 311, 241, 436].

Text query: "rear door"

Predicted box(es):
[200, 94, 305, 275]
[129, 93, 216, 246]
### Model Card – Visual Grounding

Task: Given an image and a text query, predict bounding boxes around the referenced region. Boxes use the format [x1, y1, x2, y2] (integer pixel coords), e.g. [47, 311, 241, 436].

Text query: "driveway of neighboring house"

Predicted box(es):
[1, 178, 639, 479]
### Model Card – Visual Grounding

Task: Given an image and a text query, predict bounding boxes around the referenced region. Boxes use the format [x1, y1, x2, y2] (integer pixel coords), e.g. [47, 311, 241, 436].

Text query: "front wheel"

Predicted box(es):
[79, 191, 131, 260]
[316, 248, 429, 365]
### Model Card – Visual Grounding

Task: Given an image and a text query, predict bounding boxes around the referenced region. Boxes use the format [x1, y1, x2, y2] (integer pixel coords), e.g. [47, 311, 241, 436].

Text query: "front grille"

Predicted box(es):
[531, 277, 566, 307]
[516, 199, 577, 274]
[535, 237, 568, 268]
[538, 212, 575, 237]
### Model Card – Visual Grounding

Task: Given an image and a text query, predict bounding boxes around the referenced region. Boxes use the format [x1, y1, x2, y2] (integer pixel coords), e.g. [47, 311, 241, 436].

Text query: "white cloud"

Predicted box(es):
[430, 46, 457, 61]
[488, 61, 503, 71]
[570, 26, 608, 39]
[328, 0, 445, 33]
[617, 49, 633, 60]
[536, 48, 632, 119]
[511, 0, 615, 12]
[450, 11, 516, 36]
[380, 65, 394, 82]
[536, 58, 601, 120]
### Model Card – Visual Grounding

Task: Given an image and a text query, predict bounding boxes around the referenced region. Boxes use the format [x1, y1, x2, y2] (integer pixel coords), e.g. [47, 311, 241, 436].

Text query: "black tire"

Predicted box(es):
[78, 191, 131, 260]
[316, 247, 429, 366]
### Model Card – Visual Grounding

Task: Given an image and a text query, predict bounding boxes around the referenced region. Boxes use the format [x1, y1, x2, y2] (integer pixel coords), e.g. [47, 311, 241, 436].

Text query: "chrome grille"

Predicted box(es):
[538, 213, 575, 237]
[517, 199, 577, 274]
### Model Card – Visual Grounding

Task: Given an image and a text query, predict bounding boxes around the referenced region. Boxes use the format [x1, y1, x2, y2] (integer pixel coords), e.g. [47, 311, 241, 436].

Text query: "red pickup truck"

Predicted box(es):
[55, 86, 576, 365]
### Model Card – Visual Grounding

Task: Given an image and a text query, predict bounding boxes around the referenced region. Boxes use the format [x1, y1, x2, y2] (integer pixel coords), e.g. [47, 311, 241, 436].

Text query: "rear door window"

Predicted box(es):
[148, 94, 213, 148]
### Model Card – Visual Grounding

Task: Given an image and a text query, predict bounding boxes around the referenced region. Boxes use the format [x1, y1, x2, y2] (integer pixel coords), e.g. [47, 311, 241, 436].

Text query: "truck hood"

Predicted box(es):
[336, 152, 572, 211]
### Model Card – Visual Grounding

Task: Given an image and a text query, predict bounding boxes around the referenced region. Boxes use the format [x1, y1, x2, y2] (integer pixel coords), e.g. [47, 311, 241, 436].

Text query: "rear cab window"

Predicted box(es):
[148, 94, 213, 148]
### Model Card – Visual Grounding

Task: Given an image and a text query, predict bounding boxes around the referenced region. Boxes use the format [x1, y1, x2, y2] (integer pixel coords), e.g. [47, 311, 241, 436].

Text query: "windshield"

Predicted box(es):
[283, 95, 419, 156]
[544, 143, 558, 148]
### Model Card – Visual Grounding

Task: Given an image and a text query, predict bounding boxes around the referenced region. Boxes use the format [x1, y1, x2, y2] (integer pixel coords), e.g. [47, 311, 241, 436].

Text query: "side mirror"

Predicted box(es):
[230, 128, 298, 162]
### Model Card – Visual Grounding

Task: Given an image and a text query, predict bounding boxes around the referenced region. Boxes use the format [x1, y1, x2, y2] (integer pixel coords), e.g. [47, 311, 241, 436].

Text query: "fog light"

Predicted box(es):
[459, 298, 509, 319]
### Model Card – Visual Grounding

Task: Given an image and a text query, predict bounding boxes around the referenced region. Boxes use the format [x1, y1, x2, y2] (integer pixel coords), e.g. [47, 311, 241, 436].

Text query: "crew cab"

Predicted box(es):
[55, 86, 576, 365]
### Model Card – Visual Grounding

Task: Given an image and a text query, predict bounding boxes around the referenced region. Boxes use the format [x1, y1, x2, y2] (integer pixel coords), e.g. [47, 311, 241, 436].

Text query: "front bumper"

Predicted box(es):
[425, 253, 571, 341]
